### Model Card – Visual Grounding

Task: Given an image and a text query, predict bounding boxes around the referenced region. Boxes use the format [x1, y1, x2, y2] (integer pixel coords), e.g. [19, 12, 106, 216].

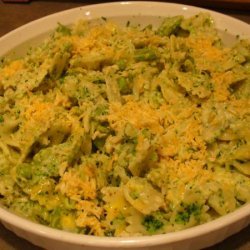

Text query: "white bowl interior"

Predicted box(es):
[1, 1, 249, 58]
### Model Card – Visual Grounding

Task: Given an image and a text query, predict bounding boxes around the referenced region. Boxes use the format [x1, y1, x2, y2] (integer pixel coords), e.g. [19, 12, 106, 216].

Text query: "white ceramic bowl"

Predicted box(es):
[0, 2, 249, 250]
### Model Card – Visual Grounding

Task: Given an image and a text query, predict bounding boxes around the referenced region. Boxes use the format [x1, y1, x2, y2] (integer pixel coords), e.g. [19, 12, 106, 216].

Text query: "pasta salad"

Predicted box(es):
[0, 13, 249, 236]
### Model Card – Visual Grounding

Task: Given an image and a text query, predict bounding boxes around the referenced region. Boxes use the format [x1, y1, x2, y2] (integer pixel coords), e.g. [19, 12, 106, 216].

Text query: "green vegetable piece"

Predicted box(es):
[134, 48, 157, 62]
[175, 203, 201, 224]
[149, 151, 159, 162]
[50, 207, 63, 228]
[10, 199, 46, 223]
[16, 163, 32, 180]
[104, 229, 115, 237]
[33, 154, 59, 178]
[56, 23, 71, 36]
[117, 77, 130, 94]
[32, 142, 75, 178]
[157, 16, 183, 36]
[94, 105, 109, 116]
[117, 59, 127, 71]
[93, 137, 106, 150]
[175, 211, 190, 223]
[98, 125, 110, 133]
[0, 115, 4, 123]
[142, 214, 164, 233]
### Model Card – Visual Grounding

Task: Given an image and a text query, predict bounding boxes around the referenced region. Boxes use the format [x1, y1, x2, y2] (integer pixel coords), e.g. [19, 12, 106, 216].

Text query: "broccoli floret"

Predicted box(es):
[175, 203, 201, 224]
[175, 211, 190, 223]
[142, 214, 164, 233]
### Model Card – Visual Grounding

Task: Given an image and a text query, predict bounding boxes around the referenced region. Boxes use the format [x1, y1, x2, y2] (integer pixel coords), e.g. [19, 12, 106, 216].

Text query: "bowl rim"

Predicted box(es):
[0, 1, 249, 248]
[0, 204, 249, 247]
[0, 1, 249, 55]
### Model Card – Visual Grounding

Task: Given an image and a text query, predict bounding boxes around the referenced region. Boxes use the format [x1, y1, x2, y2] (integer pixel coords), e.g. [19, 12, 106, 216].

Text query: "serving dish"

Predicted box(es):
[0, 2, 249, 250]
